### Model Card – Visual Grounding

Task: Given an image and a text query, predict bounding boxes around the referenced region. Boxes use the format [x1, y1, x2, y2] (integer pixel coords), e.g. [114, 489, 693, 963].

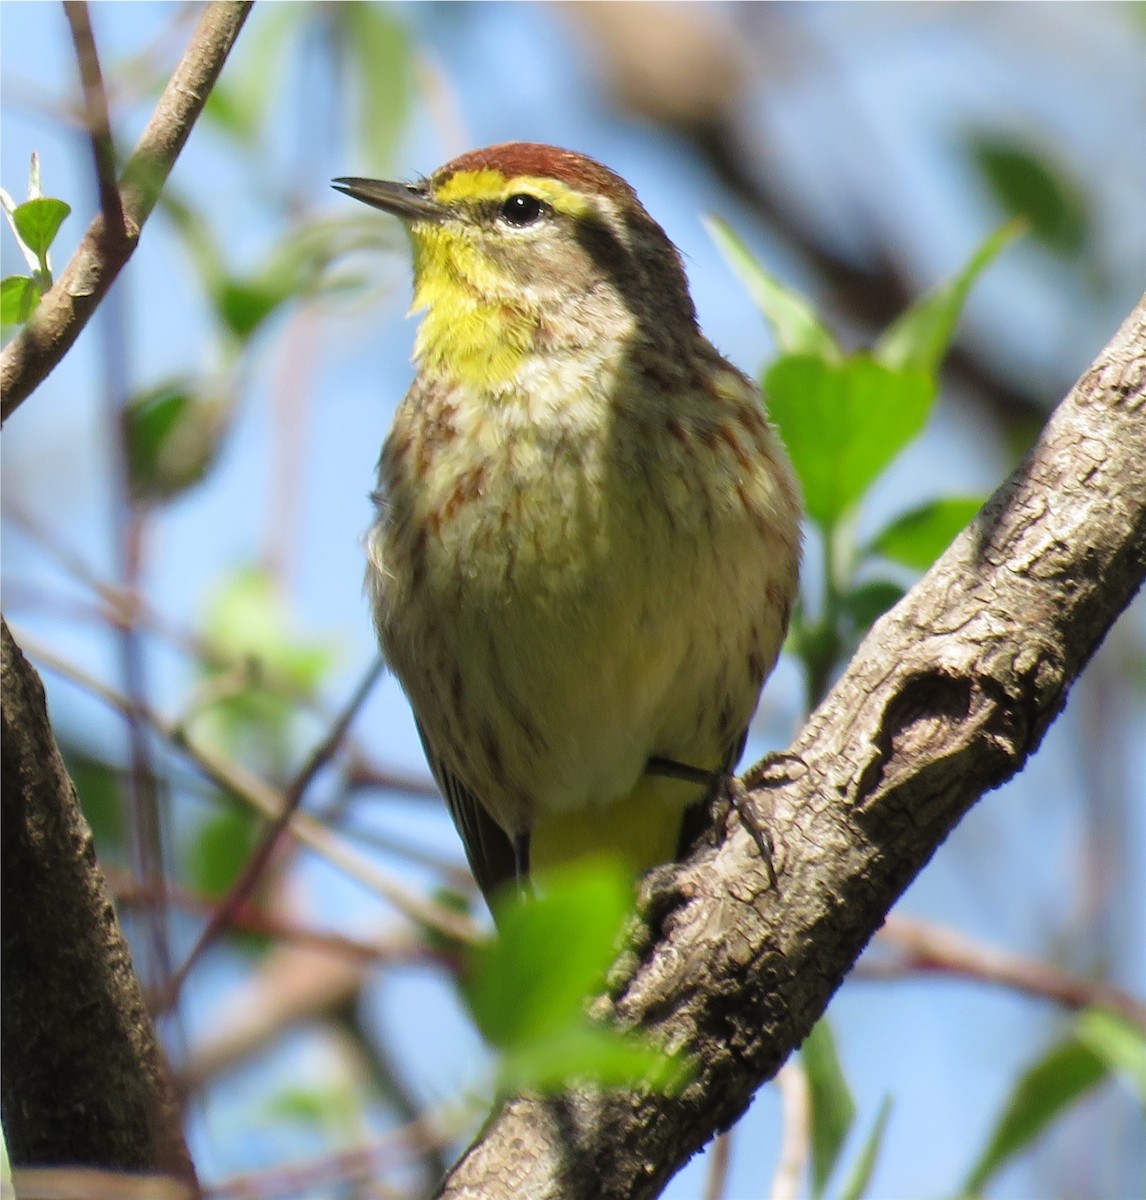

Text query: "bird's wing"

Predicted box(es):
[414, 719, 518, 905]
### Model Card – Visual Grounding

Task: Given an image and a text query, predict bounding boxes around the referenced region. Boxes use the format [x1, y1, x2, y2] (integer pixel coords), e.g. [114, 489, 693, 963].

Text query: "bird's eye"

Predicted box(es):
[501, 193, 545, 227]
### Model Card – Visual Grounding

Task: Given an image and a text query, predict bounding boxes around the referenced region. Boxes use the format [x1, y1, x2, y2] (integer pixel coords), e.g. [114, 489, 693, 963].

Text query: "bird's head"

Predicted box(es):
[334, 143, 698, 388]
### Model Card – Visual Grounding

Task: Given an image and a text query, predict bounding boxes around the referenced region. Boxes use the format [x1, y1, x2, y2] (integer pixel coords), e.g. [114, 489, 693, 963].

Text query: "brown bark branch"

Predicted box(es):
[435, 300, 1146, 1198]
[0, 619, 195, 1181]
[0, 1, 252, 421]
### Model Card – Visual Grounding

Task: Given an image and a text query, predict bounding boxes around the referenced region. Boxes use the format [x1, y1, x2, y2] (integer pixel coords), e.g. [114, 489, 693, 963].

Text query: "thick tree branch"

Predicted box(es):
[0, 1, 251, 421]
[0, 620, 194, 1180]
[437, 300, 1146, 1199]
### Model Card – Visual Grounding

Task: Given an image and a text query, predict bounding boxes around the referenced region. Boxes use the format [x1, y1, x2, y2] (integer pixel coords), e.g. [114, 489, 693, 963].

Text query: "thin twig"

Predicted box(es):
[14, 627, 481, 945]
[866, 913, 1146, 1028]
[63, 2, 124, 237]
[205, 1101, 469, 1200]
[165, 656, 388, 1001]
[769, 1061, 810, 1200]
[1, 1, 253, 418]
[702, 1131, 733, 1200]
[4, 499, 440, 797]
[107, 868, 438, 968]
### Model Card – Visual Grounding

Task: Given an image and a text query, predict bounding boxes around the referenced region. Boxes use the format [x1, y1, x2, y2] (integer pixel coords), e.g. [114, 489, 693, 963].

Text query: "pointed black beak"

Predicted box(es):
[331, 177, 448, 223]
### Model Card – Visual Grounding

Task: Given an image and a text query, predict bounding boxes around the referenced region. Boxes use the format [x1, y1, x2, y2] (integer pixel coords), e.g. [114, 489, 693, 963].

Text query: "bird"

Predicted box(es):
[333, 142, 802, 914]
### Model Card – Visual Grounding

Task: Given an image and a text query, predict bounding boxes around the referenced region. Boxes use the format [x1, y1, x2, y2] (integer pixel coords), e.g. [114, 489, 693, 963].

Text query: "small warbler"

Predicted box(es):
[334, 143, 801, 910]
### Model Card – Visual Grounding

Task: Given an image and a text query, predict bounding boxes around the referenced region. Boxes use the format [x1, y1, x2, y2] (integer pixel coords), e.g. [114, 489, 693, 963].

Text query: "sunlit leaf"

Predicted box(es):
[202, 3, 305, 144]
[461, 860, 689, 1096]
[12, 196, 71, 263]
[342, 2, 413, 172]
[803, 1019, 857, 1198]
[838, 1095, 893, 1200]
[961, 1033, 1108, 1194]
[765, 354, 934, 531]
[1076, 1008, 1146, 1107]
[875, 222, 1022, 376]
[706, 215, 840, 361]
[868, 497, 985, 570]
[1, 275, 39, 325]
[467, 859, 633, 1047]
[204, 567, 334, 696]
[498, 1022, 688, 1097]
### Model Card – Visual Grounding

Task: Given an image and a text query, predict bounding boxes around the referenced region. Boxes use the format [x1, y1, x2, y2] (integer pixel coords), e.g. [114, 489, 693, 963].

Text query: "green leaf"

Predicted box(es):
[465, 859, 633, 1047]
[874, 223, 1022, 376]
[498, 1022, 688, 1097]
[868, 497, 985, 570]
[188, 805, 261, 899]
[839, 579, 905, 632]
[124, 379, 225, 501]
[802, 1019, 857, 1198]
[960, 1034, 1108, 1194]
[1, 275, 39, 325]
[705, 216, 841, 360]
[341, 2, 413, 172]
[462, 860, 689, 1096]
[1076, 1008, 1146, 1107]
[838, 1095, 893, 1200]
[216, 277, 291, 339]
[201, 3, 305, 145]
[765, 354, 934, 530]
[265, 1081, 359, 1132]
[204, 567, 333, 695]
[12, 196, 71, 263]
[966, 133, 1089, 257]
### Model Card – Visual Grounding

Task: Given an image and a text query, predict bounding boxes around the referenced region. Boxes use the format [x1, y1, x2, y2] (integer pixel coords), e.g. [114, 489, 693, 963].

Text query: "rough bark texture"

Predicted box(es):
[1, 620, 195, 1181]
[437, 302, 1146, 1200]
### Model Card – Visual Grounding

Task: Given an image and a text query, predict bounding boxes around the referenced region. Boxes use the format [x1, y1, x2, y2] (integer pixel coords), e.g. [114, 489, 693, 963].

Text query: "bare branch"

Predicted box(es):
[866, 914, 1146, 1027]
[435, 301, 1146, 1198]
[0, 1, 252, 420]
[16, 629, 481, 944]
[64, 2, 124, 237]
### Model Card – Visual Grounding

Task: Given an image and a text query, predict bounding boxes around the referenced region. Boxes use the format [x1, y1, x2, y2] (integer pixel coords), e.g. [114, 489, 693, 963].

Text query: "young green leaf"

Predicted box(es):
[1076, 1008, 1146, 1107]
[1, 275, 39, 325]
[765, 354, 933, 531]
[837, 1095, 893, 1200]
[497, 1023, 687, 1097]
[465, 859, 633, 1047]
[868, 497, 985, 570]
[802, 1019, 857, 1198]
[874, 222, 1022, 377]
[706, 215, 841, 361]
[462, 860, 689, 1096]
[202, 2, 305, 145]
[960, 1033, 1108, 1194]
[12, 196, 71, 266]
[343, 2, 413, 172]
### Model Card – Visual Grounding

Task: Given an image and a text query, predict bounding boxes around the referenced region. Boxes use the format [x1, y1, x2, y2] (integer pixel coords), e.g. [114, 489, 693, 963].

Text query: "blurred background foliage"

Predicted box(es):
[2, 3, 1143, 1197]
